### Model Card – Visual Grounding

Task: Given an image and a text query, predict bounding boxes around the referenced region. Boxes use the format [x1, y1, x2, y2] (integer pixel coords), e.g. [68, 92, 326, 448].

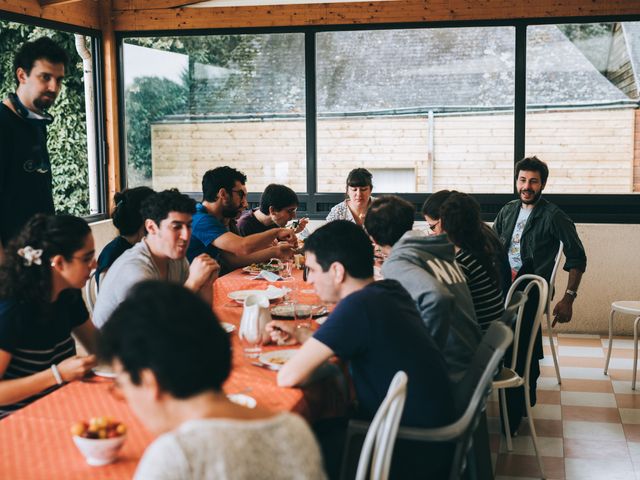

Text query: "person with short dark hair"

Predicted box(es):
[187, 167, 297, 271]
[0, 214, 98, 418]
[99, 281, 326, 480]
[92, 189, 219, 328]
[365, 196, 480, 382]
[95, 187, 155, 287]
[0, 37, 69, 258]
[493, 156, 586, 434]
[267, 220, 455, 478]
[325, 168, 374, 226]
[237, 183, 308, 236]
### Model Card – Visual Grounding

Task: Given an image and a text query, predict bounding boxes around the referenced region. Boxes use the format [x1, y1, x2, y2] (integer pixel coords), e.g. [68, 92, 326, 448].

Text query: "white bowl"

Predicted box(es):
[73, 434, 126, 466]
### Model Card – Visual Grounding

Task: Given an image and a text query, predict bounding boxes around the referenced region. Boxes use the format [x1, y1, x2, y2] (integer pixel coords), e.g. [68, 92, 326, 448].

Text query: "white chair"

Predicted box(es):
[395, 322, 513, 480]
[349, 371, 408, 480]
[83, 269, 99, 315]
[604, 301, 640, 389]
[494, 274, 548, 479]
[544, 241, 563, 385]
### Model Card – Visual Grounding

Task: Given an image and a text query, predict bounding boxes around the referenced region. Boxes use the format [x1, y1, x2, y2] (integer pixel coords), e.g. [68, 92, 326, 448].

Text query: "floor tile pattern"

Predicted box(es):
[490, 334, 640, 480]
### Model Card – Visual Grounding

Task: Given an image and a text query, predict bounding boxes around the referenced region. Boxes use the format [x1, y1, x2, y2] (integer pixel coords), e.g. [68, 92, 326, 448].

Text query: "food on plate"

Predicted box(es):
[243, 258, 284, 273]
[266, 356, 288, 366]
[71, 417, 127, 439]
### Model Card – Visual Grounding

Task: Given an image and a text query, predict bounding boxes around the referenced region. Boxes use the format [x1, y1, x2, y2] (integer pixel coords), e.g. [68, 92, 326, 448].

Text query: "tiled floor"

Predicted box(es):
[488, 333, 640, 480]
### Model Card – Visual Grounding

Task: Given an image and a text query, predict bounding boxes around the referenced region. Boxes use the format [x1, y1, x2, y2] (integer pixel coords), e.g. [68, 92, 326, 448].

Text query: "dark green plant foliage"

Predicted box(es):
[0, 21, 90, 216]
[123, 36, 256, 181]
[125, 76, 187, 178]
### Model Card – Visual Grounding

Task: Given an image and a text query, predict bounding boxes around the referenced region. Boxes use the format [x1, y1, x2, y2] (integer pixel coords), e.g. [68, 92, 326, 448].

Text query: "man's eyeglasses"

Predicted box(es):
[427, 220, 440, 231]
[230, 189, 246, 200]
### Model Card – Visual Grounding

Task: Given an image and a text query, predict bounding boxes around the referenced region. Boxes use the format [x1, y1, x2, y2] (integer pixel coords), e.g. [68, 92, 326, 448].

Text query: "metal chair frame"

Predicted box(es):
[494, 274, 548, 479]
[544, 241, 563, 385]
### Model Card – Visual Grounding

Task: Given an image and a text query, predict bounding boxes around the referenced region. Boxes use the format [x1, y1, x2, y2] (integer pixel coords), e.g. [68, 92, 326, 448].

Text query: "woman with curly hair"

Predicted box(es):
[423, 191, 510, 331]
[0, 214, 99, 418]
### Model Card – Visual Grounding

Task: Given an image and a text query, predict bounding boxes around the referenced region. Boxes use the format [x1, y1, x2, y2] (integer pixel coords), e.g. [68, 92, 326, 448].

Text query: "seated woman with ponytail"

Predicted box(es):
[96, 187, 155, 287]
[423, 191, 510, 332]
[0, 214, 99, 418]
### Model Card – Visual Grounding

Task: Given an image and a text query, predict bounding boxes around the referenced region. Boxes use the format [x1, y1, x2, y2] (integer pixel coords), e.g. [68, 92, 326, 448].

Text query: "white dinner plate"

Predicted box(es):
[227, 287, 287, 304]
[92, 367, 117, 379]
[258, 349, 298, 370]
[226, 393, 257, 409]
[220, 322, 236, 333]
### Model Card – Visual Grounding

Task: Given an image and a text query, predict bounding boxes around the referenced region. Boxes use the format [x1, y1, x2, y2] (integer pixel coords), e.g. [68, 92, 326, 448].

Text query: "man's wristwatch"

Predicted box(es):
[565, 289, 578, 299]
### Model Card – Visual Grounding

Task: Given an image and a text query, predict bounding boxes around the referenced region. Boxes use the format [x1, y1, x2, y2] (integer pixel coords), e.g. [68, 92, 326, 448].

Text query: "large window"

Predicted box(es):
[0, 20, 101, 216]
[316, 27, 515, 194]
[526, 22, 640, 194]
[122, 34, 306, 194]
[119, 21, 640, 222]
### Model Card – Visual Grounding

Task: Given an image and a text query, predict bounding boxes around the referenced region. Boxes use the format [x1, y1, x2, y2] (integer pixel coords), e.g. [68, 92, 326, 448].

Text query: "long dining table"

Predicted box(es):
[0, 267, 346, 480]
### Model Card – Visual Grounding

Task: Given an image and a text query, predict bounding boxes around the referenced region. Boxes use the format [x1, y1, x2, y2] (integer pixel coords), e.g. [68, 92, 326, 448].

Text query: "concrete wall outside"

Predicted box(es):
[90, 218, 640, 336]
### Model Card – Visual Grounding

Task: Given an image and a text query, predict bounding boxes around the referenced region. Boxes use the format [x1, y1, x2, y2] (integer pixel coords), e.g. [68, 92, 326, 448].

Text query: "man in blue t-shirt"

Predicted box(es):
[186, 167, 297, 271]
[267, 221, 455, 477]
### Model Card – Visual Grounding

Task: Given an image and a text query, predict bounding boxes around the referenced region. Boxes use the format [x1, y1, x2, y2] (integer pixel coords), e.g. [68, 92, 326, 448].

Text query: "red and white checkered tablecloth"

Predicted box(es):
[0, 268, 343, 479]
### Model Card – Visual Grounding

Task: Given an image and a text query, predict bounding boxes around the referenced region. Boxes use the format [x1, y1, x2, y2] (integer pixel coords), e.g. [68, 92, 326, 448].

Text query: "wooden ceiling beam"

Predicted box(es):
[113, 0, 219, 10]
[111, 0, 640, 32]
[0, 0, 100, 29]
[38, 0, 84, 6]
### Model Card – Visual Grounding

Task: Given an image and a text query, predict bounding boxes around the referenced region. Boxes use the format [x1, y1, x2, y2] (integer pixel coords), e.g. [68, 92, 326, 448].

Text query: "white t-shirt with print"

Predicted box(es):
[508, 207, 533, 274]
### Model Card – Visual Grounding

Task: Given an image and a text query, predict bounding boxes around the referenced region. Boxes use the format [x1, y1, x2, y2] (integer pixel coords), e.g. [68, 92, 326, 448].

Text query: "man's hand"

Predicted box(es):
[185, 254, 220, 292]
[266, 320, 313, 345]
[276, 228, 298, 247]
[552, 295, 574, 326]
[266, 320, 298, 345]
[293, 218, 309, 234]
[273, 242, 294, 260]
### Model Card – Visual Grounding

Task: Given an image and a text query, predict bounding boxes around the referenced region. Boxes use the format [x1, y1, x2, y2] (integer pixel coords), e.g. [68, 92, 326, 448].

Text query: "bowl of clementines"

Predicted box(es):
[71, 417, 127, 466]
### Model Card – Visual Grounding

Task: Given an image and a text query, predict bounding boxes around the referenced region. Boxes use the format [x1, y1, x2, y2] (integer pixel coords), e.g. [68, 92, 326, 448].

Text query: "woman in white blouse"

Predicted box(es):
[326, 168, 374, 226]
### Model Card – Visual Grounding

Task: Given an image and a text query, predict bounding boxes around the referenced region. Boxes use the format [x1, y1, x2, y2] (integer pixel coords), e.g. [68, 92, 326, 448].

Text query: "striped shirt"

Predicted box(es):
[455, 249, 505, 332]
[0, 289, 87, 418]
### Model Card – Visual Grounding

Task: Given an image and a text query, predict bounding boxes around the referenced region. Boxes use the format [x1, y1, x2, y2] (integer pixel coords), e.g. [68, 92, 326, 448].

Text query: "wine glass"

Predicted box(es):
[294, 303, 313, 329]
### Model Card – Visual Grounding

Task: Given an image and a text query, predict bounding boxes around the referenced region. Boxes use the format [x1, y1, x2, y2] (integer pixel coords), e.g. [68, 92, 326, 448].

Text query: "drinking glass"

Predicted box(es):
[281, 261, 293, 280]
[294, 303, 313, 329]
[239, 313, 262, 358]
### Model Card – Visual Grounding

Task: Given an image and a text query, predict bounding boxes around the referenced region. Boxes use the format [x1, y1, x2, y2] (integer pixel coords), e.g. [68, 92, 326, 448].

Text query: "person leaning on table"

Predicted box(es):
[0, 214, 99, 418]
[266, 220, 455, 479]
[98, 280, 326, 480]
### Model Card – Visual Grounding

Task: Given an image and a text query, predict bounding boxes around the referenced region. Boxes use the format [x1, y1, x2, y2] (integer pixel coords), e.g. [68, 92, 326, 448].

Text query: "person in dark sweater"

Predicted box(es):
[267, 221, 455, 478]
[96, 187, 155, 287]
[237, 183, 308, 236]
[0, 38, 68, 259]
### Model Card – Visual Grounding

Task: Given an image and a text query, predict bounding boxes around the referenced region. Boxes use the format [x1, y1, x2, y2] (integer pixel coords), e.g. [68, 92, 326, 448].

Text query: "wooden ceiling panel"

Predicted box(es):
[0, 0, 100, 29]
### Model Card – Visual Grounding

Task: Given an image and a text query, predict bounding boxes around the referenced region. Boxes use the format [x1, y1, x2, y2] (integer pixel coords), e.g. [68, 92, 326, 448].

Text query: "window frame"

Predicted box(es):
[0, 11, 108, 222]
[116, 14, 640, 224]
